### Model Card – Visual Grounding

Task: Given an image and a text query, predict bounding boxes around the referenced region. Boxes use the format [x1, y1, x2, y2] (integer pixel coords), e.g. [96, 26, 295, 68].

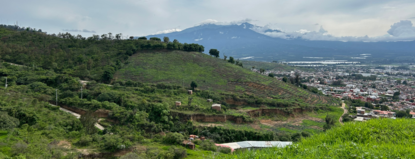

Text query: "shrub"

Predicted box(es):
[163, 132, 184, 145]
[219, 147, 232, 154]
[200, 140, 217, 151]
[77, 135, 92, 146]
[0, 111, 20, 130]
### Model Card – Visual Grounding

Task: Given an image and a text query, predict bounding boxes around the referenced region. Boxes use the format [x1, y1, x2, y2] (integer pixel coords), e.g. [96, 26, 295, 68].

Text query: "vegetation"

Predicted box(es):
[223, 119, 415, 158]
[0, 25, 342, 158]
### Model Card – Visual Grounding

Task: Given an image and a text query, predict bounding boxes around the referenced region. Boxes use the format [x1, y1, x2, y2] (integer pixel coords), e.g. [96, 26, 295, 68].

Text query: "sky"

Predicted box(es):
[1, 0, 415, 41]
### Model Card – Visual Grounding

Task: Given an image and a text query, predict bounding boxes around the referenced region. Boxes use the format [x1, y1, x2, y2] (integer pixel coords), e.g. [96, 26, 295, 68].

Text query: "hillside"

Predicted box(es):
[223, 118, 415, 158]
[241, 60, 315, 72]
[115, 50, 335, 106]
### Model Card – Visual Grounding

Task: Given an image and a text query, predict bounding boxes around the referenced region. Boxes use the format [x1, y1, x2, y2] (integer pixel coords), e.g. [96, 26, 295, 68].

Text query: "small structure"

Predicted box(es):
[175, 101, 181, 106]
[207, 99, 213, 102]
[410, 111, 415, 118]
[212, 104, 221, 111]
[182, 140, 195, 150]
[215, 141, 292, 152]
[354, 117, 365, 122]
[188, 90, 193, 95]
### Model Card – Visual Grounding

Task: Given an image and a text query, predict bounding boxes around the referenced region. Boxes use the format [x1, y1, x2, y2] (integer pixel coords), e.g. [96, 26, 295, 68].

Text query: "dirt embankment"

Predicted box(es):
[59, 105, 110, 118]
[170, 112, 245, 124]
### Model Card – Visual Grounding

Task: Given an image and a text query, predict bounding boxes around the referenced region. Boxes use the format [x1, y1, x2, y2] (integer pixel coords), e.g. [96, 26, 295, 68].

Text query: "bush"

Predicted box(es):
[200, 140, 217, 151]
[163, 132, 184, 145]
[77, 135, 92, 146]
[219, 147, 232, 154]
[100, 134, 124, 151]
[0, 111, 20, 130]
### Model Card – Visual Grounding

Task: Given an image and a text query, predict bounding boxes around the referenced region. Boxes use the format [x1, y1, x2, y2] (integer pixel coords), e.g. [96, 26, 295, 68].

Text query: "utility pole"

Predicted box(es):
[81, 86, 83, 99]
[5, 77, 7, 89]
[55, 89, 58, 106]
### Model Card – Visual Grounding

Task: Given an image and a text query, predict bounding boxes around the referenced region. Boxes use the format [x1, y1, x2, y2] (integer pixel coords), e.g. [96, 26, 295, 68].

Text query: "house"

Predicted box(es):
[182, 140, 195, 150]
[212, 104, 221, 111]
[207, 99, 213, 102]
[410, 111, 415, 118]
[175, 101, 181, 106]
[188, 90, 193, 95]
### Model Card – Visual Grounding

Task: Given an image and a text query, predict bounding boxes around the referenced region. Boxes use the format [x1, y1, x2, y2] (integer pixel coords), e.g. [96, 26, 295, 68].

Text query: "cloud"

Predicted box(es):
[155, 28, 182, 34]
[62, 29, 96, 33]
[251, 20, 415, 42]
[387, 20, 415, 37]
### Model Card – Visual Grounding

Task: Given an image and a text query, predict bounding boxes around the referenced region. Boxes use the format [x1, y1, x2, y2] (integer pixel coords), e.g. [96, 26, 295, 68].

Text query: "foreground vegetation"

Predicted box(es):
[223, 118, 415, 159]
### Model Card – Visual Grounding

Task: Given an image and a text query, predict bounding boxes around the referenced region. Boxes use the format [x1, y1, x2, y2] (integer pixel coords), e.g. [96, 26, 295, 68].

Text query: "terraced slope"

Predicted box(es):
[115, 50, 335, 106]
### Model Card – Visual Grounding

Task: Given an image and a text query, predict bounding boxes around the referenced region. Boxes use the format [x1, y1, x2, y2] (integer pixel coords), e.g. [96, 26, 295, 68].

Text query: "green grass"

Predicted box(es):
[115, 51, 332, 105]
[308, 106, 344, 125]
[301, 120, 325, 128]
[223, 118, 415, 158]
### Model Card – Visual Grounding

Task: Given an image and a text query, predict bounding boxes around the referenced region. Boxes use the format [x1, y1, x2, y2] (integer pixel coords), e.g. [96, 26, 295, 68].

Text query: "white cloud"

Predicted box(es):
[251, 20, 415, 42]
[194, 38, 203, 41]
[155, 28, 182, 34]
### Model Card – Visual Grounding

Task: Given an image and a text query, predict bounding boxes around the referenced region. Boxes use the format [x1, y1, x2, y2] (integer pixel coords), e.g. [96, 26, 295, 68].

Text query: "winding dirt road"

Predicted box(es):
[339, 101, 348, 125]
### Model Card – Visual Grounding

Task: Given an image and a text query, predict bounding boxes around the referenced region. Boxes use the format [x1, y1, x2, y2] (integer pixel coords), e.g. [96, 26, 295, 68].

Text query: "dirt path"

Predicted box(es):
[339, 101, 348, 125]
[52, 104, 105, 130]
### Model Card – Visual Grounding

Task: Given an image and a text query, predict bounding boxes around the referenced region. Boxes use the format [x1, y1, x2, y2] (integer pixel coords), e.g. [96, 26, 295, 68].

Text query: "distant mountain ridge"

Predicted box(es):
[145, 23, 415, 63]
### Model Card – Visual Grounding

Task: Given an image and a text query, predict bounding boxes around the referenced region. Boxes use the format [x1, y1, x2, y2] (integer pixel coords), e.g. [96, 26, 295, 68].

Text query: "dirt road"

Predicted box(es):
[52, 104, 105, 130]
[339, 101, 348, 125]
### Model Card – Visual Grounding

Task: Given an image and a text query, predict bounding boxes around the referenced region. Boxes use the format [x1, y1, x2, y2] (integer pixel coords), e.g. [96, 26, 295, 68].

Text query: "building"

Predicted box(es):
[215, 141, 292, 152]
[212, 104, 221, 111]
[182, 140, 195, 150]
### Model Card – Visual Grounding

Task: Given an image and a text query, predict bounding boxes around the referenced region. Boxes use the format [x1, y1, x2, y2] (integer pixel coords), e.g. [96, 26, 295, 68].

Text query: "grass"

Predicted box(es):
[308, 106, 344, 125]
[223, 118, 415, 158]
[301, 120, 325, 128]
[114, 51, 332, 105]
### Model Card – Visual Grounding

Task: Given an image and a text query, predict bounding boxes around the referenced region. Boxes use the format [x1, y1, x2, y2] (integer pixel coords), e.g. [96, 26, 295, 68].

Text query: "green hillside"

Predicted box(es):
[115, 51, 336, 106]
[223, 118, 415, 159]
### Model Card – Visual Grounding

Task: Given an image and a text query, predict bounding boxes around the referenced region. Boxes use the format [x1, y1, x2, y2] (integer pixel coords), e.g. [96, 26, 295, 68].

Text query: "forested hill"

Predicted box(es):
[0, 25, 204, 83]
[0, 25, 336, 106]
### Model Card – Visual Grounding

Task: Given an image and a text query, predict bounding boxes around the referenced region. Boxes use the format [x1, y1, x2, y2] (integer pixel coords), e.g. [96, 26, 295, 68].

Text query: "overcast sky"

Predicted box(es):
[1, 0, 415, 40]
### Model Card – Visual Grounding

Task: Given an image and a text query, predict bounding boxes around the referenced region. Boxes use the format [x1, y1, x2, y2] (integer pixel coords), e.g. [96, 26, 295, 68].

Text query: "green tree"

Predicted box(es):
[80, 111, 99, 134]
[380, 105, 389, 111]
[163, 37, 170, 43]
[138, 36, 147, 40]
[190, 81, 197, 90]
[163, 132, 185, 145]
[228, 57, 235, 64]
[323, 115, 336, 131]
[0, 111, 20, 130]
[282, 77, 288, 83]
[209, 49, 220, 57]
[268, 73, 275, 78]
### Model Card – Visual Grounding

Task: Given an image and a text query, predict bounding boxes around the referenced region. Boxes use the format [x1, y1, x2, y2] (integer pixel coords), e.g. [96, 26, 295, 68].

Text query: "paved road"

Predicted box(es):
[51, 104, 105, 131]
[339, 101, 348, 125]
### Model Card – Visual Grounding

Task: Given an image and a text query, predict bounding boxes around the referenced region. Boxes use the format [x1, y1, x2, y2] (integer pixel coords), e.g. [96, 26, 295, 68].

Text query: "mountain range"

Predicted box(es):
[146, 23, 415, 63]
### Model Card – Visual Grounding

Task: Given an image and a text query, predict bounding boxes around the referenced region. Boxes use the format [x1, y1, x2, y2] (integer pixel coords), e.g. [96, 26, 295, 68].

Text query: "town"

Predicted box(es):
[259, 65, 415, 121]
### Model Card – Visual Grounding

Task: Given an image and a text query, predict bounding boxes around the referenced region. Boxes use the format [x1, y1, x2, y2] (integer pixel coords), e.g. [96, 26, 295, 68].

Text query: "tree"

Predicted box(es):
[323, 115, 335, 131]
[163, 37, 170, 43]
[228, 57, 235, 64]
[209, 49, 220, 57]
[80, 111, 99, 134]
[0, 111, 20, 130]
[150, 37, 161, 41]
[268, 73, 275, 78]
[224, 55, 227, 61]
[163, 132, 185, 145]
[295, 73, 300, 86]
[364, 102, 374, 109]
[380, 105, 389, 111]
[190, 81, 197, 90]
[403, 80, 408, 85]
[138, 37, 147, 40]
[259, 68, 265, 74]
[393, 91, 400, 101]
[282, 77, 288, 83]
